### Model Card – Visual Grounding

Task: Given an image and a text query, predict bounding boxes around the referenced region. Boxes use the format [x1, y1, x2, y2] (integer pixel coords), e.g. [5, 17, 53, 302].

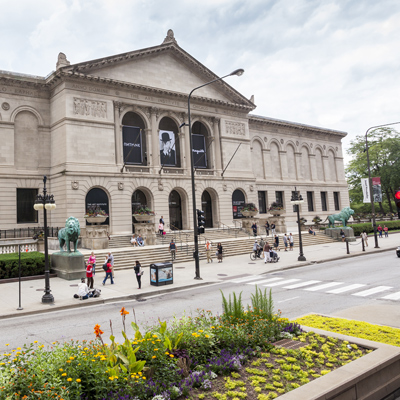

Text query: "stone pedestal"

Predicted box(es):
[51, 252, 85, 280]
[241, 218, 260, 236]
[133, 222, 156, 245]
[82, 225, 109, 250]
[269, 215, 287, 235]
[325, 227, 356, 242]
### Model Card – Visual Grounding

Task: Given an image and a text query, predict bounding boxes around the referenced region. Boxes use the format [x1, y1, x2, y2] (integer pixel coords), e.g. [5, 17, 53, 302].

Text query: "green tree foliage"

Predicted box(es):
[346, 127, 400, 213]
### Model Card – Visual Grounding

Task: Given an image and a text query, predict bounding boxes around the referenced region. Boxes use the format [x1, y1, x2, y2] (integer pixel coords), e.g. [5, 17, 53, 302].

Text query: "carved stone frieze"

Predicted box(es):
[74, 98, 107, 118]
[118, 182, 124, 190]
[223, 184, 227, 191]
[249, 185, 254, 192]
[264, 136, 268, 142]
[151, 107, 160, 120]
[226, 121, 245, 136]
[158, 178, 164, 191]
[1, 102, 10, 111]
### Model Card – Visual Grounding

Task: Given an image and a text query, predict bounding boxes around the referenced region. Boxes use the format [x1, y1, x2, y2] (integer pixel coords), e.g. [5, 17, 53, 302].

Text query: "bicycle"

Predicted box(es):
[250, 250, 262, 261]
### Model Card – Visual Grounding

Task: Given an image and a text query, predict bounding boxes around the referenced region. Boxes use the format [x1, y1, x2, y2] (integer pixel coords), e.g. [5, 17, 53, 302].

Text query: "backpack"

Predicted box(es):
[102, 263, 108, 271]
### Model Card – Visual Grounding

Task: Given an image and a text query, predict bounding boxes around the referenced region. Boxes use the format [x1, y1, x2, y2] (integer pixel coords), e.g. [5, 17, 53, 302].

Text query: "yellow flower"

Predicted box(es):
[59, 368, 63, 372]
[169, 354, 174, 358]
[154, 348, 159, 351]
[62, 373, 67, 376]
[142, 376, 146, 380]
[205, 335, 210, 338]
[152, 356, 156, 359]
[33, 341, 38, 344]
[67, 378, 72, 382]
[76, 379, 81, 383]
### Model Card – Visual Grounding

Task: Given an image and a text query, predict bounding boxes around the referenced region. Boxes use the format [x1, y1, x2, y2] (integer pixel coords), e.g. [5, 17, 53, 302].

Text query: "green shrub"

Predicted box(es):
[350, 220, 400, 236]
[0, 252, 48, 279]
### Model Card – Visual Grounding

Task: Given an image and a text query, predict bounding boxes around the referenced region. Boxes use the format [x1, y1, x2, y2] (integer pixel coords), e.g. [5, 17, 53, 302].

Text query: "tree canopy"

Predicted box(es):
[346, 127, 400, 213]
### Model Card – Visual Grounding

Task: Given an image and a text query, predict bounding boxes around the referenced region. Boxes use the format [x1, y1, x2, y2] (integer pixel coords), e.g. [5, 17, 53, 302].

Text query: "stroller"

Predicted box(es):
[269, 250, 280, 263]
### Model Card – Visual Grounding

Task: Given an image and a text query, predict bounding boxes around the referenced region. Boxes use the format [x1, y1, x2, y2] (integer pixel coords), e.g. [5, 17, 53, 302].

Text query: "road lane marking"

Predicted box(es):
[284, 280, 321, 289]
[326, 284, 366, 294]
[231, 275, 265, 283]
[247, 277, 283, 285]
[304, 282, 343, 291]
[352, 286, 393, 297]
[277, 297, 300, 303]
[381, 291, 400, 300]
[262, 279, 301, 287]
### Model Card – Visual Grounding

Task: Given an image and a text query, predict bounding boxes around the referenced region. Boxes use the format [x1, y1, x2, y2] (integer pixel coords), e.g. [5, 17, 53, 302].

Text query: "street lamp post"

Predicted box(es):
[34, 176, 56, 303]
[365, 122, 400, 249]
[187, 69, 244, 279]
[290, 187, 306, 261]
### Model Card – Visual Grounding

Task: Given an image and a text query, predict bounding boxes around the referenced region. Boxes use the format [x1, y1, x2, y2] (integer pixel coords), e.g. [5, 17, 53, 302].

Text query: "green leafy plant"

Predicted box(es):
[221, 290, 245, 319]
[133, 206, 155, 215]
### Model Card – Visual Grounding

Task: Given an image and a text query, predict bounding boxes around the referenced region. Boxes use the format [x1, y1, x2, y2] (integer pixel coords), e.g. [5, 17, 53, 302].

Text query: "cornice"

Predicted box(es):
[248, 114, 347, 138]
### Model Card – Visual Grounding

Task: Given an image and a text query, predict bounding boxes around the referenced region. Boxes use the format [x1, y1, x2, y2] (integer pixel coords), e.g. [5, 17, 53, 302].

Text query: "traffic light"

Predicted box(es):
[197, 209, 205, 234]
[395, 189, 400, 219]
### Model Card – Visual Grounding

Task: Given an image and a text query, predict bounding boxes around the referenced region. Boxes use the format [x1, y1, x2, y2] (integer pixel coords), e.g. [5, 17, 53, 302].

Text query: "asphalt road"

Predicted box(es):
[1, 251, 400, 352]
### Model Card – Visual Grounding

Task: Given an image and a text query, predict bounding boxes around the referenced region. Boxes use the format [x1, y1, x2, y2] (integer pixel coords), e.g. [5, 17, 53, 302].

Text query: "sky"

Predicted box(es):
[1, 0, 400, 164]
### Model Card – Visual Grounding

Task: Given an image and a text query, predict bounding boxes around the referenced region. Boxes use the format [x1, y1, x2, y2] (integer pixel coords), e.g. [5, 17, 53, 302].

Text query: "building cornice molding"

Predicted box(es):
[248, 114, 347, 138]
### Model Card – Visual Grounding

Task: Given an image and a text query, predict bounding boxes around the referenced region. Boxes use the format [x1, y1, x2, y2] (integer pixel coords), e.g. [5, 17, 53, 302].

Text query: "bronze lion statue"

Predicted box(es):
[58, 216, 81, 252]
[326, 207, 354, 228]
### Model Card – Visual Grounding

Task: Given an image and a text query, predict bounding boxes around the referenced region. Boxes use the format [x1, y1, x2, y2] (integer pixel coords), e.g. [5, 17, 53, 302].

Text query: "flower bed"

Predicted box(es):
[0, 293, 372, 400]
[294, 314, 400, 347]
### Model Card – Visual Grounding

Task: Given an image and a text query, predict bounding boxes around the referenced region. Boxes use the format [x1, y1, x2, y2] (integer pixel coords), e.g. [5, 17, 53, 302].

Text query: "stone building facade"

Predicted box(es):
[0, 30, 348, 234]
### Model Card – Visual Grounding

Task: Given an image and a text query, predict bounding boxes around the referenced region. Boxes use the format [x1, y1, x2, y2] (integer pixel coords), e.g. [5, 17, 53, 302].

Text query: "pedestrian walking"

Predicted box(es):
[340, 229, 345, 242]
[205, 240, 213, 263]
[108, 252, 115, 278]
[217, 242, 223, 262]
[384, 225, 389, 238]
[169, 239, 177, 261]
[251, 222, 258, 237]
[265, 221, 270, 236]
[158, 221, 164, 236]
[283, 234, 288, 251]
[274, 235, 280, 251]
[361, 231, 368, 247]
[271, 223, 276, 236]
[88, 251, 96, 275]
[259, 237, 265, 250]
[133, 260, 142, 289]
[289, 233, 294, 250]
[159, 216, 165, 225]
[102, 262, 114, 285]
[263, 242, 271, 263]
[377, 225, 383, 238]
[86, 262, 94, 289]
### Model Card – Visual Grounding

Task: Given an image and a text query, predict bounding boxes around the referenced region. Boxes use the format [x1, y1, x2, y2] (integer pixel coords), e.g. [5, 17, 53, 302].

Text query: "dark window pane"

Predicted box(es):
[307, 191, 314, 212]
[321, 192, 327, 211]
[275, 191, 283, 205]
[334, 192, 340, 210]
[17, 189, 38, 223]
[258, 191, 266, 214]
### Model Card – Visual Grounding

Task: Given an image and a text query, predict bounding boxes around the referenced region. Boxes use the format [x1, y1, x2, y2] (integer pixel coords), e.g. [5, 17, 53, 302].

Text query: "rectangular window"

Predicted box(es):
[291, 191, 297, 212]
[17, 189, 38, 223]
[334, 192, 340, 210]
[258, 191, 267, 214]
[307, 191, 314, 212]
[275, 191, 283, 206]
[321, 191, 328, 212]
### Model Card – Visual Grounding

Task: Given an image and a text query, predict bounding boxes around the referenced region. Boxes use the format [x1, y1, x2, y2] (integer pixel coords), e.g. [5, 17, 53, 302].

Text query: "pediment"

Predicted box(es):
[60, 41, 254, 108]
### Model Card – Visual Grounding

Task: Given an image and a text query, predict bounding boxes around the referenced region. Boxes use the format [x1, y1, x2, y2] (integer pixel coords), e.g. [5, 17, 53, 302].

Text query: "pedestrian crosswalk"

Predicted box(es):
[230, 275, 400, 301]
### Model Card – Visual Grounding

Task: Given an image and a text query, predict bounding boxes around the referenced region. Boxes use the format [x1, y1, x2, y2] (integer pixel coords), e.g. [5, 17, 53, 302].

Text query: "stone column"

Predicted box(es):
[151, 107, 160, 173]
[113, 102, 123, 167]
[294, 152, 302, 180]
[183, 118, 191, 175]
[280, 150, 288, 180]
[178, 131, 187, 170]
[213, 118, 222, 173]
[309, 154, 317, 181]
[144, 128, 152, 168]
[322, 155, 329, 182]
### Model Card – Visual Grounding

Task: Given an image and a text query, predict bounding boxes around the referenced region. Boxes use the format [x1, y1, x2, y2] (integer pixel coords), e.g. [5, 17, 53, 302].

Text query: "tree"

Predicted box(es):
[346, 127, 400, 214]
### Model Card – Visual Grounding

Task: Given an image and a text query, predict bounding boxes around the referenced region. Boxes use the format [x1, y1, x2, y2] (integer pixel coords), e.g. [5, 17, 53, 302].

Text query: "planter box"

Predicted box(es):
[241, 210, 258, 217]
[269, 209, 285, 216]
[133, 214, 154, 222]
[85, 216, 107, 224]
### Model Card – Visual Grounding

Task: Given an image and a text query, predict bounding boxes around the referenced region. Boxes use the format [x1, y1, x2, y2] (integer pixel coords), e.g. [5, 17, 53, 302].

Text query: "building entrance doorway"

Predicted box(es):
[169, 190, 182, 230]
[232, 189, 245, 219]
[201, 190, 213, 228]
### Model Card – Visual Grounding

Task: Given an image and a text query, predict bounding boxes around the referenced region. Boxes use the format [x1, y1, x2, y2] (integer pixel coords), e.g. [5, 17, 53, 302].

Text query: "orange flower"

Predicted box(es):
[120, 307, 129, 315]
[94, 324, 104, 337]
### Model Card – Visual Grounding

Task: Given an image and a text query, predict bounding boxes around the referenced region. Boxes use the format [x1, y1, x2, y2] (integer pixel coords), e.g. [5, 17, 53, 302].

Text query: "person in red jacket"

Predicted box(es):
[102, 263, 114, 285]
[86, 263, 94, 289]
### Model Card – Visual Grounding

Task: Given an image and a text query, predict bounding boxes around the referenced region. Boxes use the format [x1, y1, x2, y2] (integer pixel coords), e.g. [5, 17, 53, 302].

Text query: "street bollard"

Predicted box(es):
[361, 237, 365, 252]
[346, 238, 350, 254]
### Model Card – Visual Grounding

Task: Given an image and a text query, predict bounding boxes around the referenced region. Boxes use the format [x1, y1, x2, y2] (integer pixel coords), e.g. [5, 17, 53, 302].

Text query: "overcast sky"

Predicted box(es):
[1, 0, 399, 163]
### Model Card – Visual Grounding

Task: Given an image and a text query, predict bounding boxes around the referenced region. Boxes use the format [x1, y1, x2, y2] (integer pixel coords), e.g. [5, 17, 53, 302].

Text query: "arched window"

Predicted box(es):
[85, 188, 109, 225]
[132, 189, 147, 213]
[201, 190, 213, 227]
[232, 189, 245, 219]
[15, 111, 39, 170]
[122, 112, 147, 166]
[159, 117, 180, 167]
[169, 190, 182, 230]
[192, 121, 209, 169]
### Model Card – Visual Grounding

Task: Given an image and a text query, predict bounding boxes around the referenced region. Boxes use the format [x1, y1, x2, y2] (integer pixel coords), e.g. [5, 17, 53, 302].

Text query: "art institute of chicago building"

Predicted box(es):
[0, 30, 349, 234]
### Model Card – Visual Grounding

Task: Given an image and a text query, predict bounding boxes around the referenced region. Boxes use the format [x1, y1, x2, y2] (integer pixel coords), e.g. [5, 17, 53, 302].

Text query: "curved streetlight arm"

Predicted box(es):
[365, 121, 400, 248]
[188, 69, 244, 279]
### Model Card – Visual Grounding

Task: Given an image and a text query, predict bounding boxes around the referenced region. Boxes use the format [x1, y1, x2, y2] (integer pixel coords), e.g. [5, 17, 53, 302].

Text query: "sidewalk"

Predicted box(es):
[1, 233, 397, 319]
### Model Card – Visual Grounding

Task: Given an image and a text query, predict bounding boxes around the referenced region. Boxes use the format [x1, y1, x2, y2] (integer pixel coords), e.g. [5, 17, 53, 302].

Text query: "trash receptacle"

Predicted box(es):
[150, 262, 173, 286]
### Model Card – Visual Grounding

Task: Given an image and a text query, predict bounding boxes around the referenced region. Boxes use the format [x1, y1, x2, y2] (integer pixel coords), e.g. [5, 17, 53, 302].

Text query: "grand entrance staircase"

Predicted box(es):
[85, 229, 335, 271]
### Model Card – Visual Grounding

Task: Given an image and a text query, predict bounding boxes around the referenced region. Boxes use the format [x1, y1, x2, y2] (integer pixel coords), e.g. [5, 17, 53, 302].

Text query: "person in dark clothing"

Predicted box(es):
[217, 242, 223, 263]
[133, 260, 142, 289]
[251, 222, 258, 237]
[274, 235, 280, 251]
[265, 221, 270, 236]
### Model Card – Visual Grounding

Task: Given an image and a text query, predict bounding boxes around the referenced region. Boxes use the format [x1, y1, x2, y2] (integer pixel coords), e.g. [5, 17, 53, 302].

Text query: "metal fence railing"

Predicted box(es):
[0, 227, 59, 240]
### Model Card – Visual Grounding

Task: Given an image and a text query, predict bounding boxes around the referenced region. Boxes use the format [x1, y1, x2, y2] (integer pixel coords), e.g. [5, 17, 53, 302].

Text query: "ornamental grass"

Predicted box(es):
[0, 293, 373, 400]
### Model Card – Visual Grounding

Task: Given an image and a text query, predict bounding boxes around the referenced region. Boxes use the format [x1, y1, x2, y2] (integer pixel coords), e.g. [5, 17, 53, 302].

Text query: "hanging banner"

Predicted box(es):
[159, 130, 176, 166]
[122, 126, 142, 164]
[361, 178, 370, 203]
[192, 134, 207, 169]
[372, 177, 382, 202]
